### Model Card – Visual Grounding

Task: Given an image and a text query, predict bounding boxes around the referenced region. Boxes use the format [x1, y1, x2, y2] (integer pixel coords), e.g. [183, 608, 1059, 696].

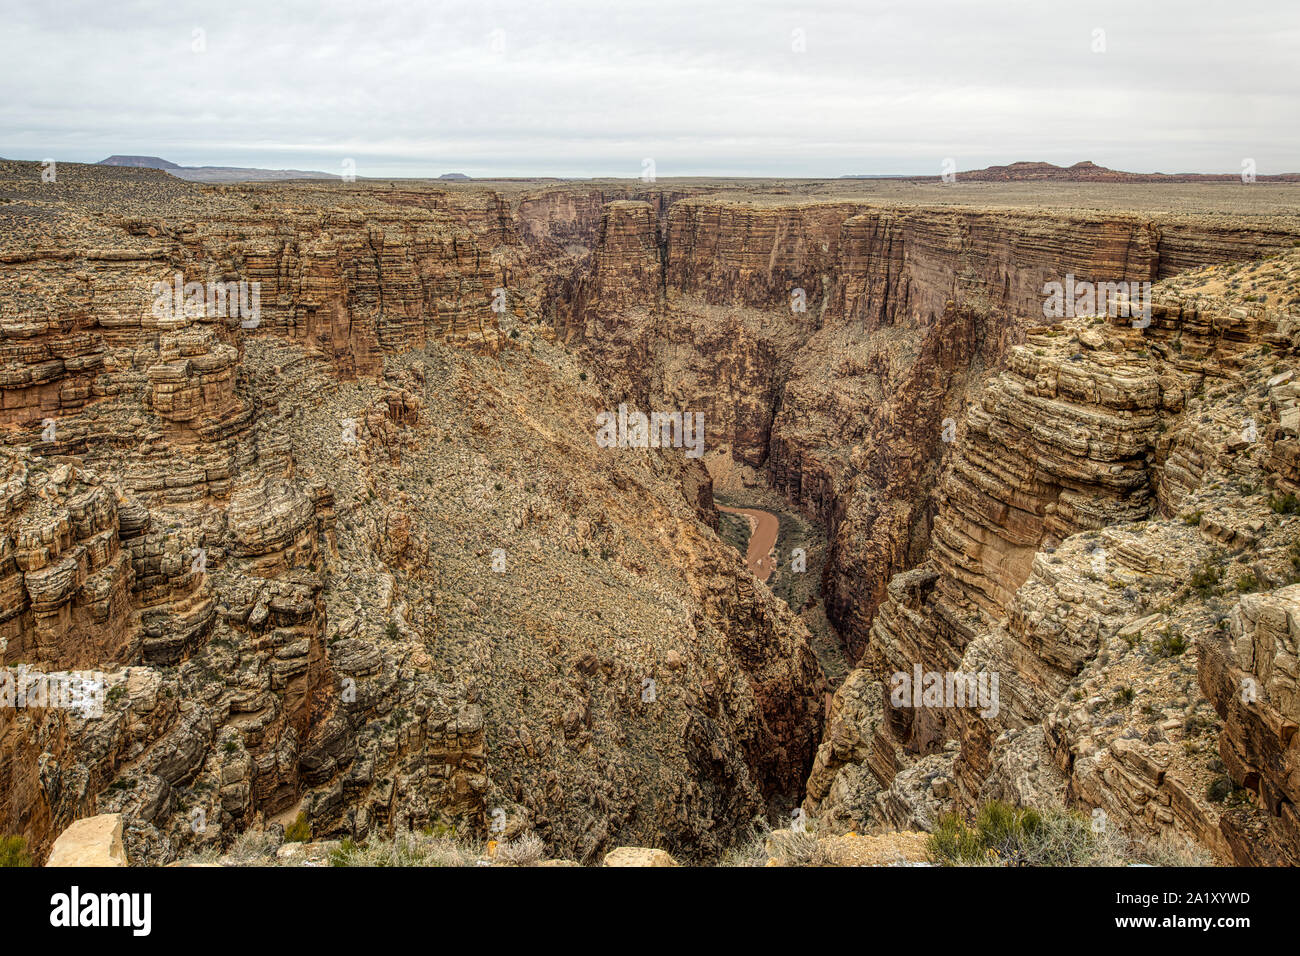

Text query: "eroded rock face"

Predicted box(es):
[1, 462, 137, 667]
[555, 196, 1299, 667]
[0, 161, 825, 864]
[1198, 586, 1300, 864]
[6, 160, 1300, 866]
[804, 260, 1300, 864]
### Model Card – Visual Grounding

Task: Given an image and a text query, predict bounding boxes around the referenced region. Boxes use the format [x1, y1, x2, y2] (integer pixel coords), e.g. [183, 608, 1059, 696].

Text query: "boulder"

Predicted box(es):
[45, 813, 127, 867]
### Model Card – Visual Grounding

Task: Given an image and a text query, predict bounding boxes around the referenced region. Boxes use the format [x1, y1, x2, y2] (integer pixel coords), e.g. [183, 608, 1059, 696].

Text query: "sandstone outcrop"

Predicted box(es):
[44, 812, 126, 866]
[602, 846, 679, 867]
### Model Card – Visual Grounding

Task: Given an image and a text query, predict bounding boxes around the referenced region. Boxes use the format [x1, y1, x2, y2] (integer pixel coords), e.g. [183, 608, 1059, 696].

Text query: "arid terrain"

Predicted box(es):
[3, 159, 1300, 866]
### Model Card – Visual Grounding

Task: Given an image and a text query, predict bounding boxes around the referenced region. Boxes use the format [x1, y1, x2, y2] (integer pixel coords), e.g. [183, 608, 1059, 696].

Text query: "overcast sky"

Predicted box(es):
[1, 0, 1297, 178]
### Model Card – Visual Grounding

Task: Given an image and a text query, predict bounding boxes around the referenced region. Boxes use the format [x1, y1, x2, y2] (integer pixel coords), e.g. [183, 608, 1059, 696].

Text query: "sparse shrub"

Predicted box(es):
[1269, 492, 1300, 515]
[1113, 687, 1135, 706]
[1181, 510, 1203, 526]
[718, 820, 775, 867]
[1152, 629, 1189, 658]
[1134, 833, 1214, 867]
[1235, 571, 1260, 593]
[495, 832, 546, 866]
[329, 836, 358, 866]
[1226, 786, 1253, 808]
[928, 801, 1127, 867]
[1206, 776, 1234, 803]
[285, 812, 312, 843]
[0, 835, 33, 867]
[226, 828, 278, 864]
[977, 801, 1040, 851]
[928, 813, 987, 865]
[330, 831, 480, 867]
[1183, 713, 1214, 736]
[385, 620, 399, 640]
[766, 827, 833, 867]
[1189, 555, 1222, 597]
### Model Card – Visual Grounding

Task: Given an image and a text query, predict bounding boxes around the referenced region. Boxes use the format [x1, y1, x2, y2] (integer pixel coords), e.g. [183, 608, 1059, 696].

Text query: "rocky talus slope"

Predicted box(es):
[803, 250, 1300, 865]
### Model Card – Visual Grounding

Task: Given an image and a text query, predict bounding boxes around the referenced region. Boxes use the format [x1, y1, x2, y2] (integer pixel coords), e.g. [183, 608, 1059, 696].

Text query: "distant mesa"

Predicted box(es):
[96, 155, 340, 183]
[857, 160, 1300, 183]
[98, 155, 182, 170]
[438, 173, 471, 181]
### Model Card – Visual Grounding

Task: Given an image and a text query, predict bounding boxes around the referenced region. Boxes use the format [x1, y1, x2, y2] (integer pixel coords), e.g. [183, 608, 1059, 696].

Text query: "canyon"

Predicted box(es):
[3, 158, 1300, 864]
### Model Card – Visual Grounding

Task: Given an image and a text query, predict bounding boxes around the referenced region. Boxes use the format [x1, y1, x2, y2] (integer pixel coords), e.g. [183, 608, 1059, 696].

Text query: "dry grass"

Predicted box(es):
[329, 831, 483, 867]
[764, 828, 838, 867]
[716, 823, 774, 867]
[495, 832, 547, 866]
[225, 828, 279, 864]
[1132, 832, 1215, 867]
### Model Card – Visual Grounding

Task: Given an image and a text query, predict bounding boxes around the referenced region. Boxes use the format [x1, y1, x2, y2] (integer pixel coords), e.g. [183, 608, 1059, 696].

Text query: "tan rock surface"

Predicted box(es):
[602, 847, 679, 867]
[45, 813, 126, 866]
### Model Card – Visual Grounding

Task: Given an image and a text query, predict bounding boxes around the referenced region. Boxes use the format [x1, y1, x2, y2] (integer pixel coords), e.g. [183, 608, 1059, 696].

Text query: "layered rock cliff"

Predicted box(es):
[5, 158, 1300, 866]
[803, 249, 1300, 864]
[0, 161, 824, 863]
[556, 195, 1300, 665]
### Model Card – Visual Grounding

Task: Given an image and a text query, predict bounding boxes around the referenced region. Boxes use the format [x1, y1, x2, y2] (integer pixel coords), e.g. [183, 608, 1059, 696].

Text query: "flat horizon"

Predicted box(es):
[4, 153, 1298, 181]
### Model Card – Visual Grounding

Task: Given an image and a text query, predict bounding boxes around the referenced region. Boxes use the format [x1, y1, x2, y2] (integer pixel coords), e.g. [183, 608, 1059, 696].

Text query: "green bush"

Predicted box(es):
[1269, 493, 1300, 515]
[284, 812, 312, 843]
[928, 813, 987, 865]
[1189, 556, 1222, 597]
[927, 800, 1126, 867]
[1153, 629, 1189, 657]
[0, 835, 32, 867]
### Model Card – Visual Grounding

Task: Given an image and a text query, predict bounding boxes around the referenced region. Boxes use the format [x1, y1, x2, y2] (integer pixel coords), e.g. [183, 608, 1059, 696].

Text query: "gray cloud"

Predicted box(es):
[2, 0, 1296, 177]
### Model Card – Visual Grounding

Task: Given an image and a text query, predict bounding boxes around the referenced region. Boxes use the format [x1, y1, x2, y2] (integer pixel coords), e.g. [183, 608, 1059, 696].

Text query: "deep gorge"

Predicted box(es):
[4, 160, 1300, 864]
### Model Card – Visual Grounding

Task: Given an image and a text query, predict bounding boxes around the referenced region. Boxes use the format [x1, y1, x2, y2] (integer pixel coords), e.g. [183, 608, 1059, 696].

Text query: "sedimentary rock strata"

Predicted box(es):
[4, 158, 1300, 865]
[804, 248, 1300, 863]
